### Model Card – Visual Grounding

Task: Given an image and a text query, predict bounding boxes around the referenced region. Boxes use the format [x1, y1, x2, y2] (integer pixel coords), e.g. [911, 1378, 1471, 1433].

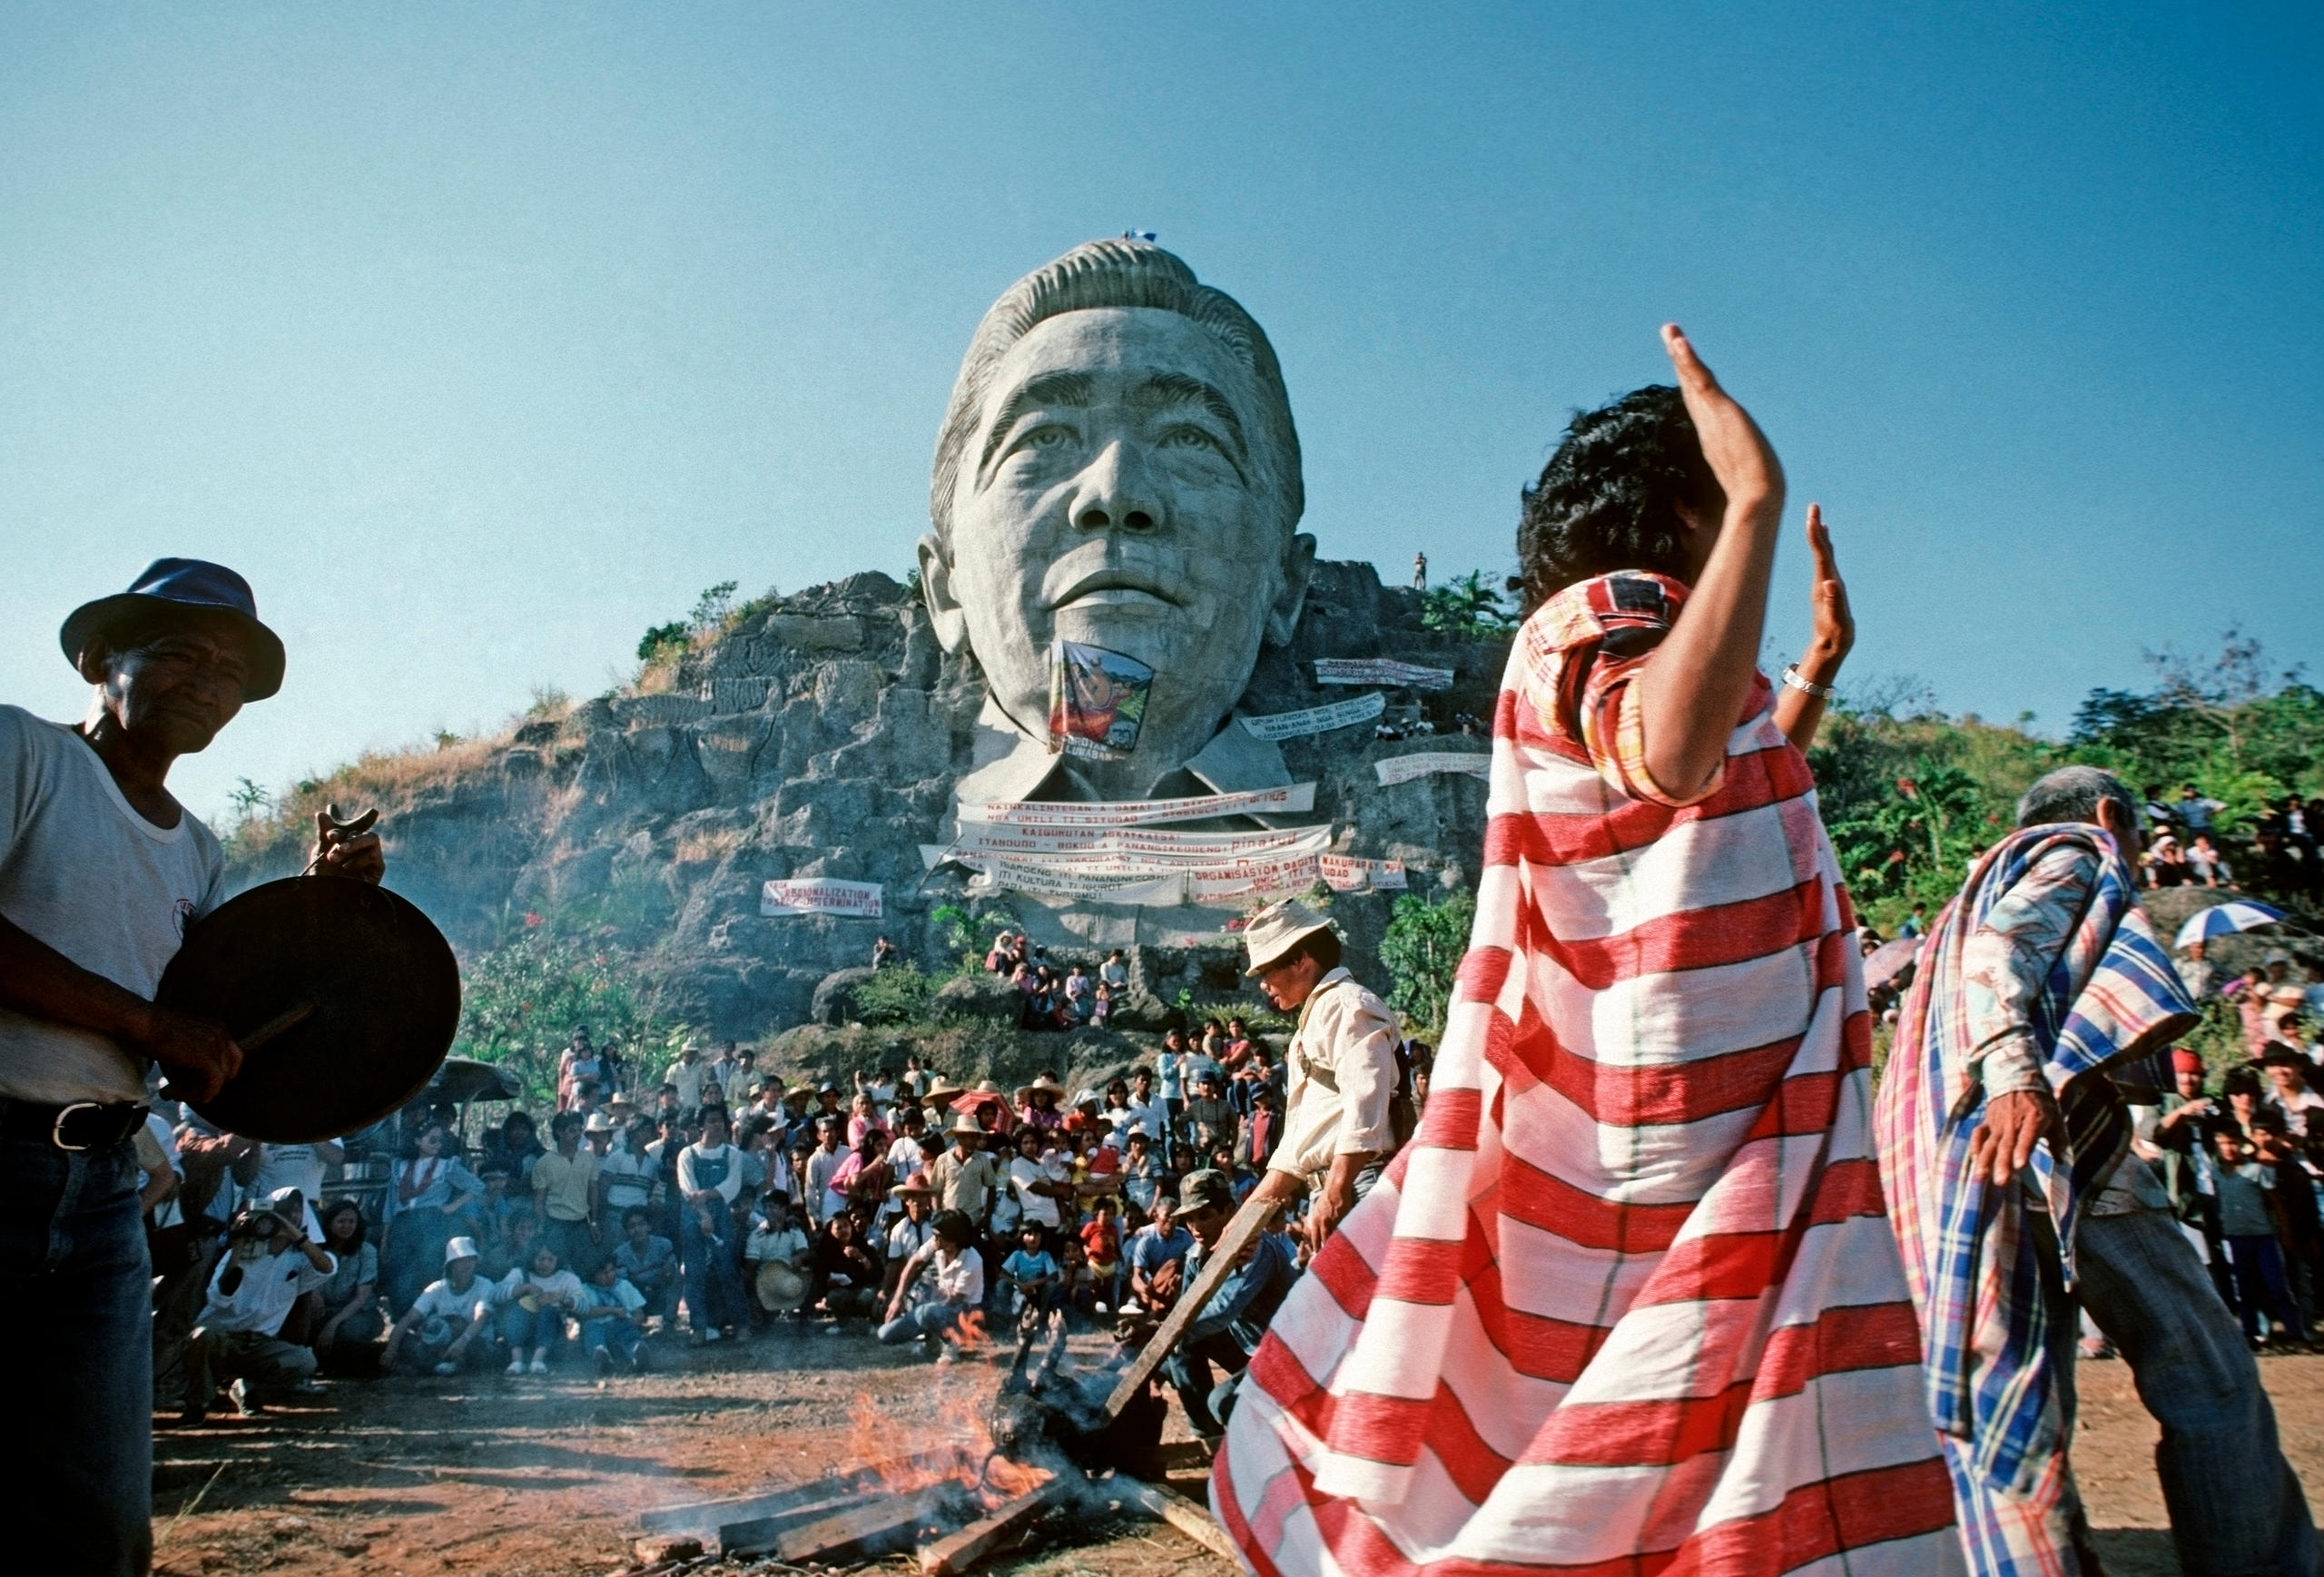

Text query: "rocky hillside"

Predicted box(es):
[224, 561, 1512, 1040]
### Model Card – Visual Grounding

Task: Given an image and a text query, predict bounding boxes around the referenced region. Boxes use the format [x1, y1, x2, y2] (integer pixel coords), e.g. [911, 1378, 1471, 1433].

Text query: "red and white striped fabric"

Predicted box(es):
[1215, 574, 1955, 1577]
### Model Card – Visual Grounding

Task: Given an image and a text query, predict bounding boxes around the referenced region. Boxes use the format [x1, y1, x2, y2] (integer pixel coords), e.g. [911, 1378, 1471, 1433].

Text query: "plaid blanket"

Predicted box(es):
[1874, 823, 2195, 1573]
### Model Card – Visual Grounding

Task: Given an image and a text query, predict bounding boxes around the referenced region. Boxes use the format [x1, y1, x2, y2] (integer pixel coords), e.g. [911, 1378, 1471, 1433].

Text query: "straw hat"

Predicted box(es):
[921, 1078, 967, 1106]
[754, 1259, 808, 1313]
[890, 1170, 936, 1198]
[583, 1112, 615, 1134]
[1016, 1074, 1067, 1105]
[1243, 898, 1336, 976]
[944, 1113, 988, 1139]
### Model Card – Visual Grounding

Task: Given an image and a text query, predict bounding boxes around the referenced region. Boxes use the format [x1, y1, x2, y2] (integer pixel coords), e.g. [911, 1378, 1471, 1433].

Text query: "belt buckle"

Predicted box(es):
[52, 1102, 102, 1152]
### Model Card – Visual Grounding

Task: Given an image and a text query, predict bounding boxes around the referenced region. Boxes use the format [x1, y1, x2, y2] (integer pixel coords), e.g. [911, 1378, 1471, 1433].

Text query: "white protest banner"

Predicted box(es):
[761, 878, 883, 919]
[922, 824, 1332, 870]
[1374, 752, 1492, 787]
[960, 782, 1316, 829]
[1320, 854, 1408, 892]
[1314, 657, 1454, 691]
[1237, 692, 1386, 742]
[966, 862, 1189, 907]
[1187, 851, 1324, 904]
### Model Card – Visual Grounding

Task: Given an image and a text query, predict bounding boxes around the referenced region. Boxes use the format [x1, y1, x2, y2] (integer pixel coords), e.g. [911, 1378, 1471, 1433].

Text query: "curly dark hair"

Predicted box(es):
[1516, 385, 1720, 610]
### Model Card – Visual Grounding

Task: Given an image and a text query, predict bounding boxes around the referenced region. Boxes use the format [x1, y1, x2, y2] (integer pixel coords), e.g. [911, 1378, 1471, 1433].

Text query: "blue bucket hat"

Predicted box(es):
[59, 558, 286, 701]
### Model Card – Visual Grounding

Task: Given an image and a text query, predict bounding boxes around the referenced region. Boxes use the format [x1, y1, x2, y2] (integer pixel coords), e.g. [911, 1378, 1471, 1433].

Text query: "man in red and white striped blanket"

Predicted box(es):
[1216, 329, 1956, 1575]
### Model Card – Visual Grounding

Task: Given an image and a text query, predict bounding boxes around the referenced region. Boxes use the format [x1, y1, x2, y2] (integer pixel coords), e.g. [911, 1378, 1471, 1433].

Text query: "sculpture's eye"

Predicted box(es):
[1022, 424, 1075, 449]
[1158, 425, 1225, 456]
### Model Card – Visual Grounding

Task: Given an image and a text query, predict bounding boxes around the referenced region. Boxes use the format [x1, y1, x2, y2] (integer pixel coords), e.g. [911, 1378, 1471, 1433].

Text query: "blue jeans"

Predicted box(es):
[579, 1315, 641, 1364]
[878, 1301, 969, 1345]
[680, 1212, 747, 1332]
[2223, 1234, 2309, 1342]
[497, 1302, 567, 1354]
[0, 1135, 152, 1575]
[2079, 1207, 2318, 1576]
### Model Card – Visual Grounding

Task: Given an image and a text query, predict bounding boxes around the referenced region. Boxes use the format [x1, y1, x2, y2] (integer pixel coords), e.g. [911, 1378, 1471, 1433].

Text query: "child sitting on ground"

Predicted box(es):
[998, 1222, 1061, 1324]
[576, 1257, 652, 1374]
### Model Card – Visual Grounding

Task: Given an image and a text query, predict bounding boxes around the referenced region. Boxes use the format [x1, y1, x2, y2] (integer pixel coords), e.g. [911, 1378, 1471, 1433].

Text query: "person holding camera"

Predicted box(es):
[178, 1187, 337, 1424]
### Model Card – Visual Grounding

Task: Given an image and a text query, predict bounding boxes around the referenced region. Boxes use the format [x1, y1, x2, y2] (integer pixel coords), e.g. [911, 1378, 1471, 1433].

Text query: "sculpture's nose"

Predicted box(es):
[1070, 439, 1162, 534]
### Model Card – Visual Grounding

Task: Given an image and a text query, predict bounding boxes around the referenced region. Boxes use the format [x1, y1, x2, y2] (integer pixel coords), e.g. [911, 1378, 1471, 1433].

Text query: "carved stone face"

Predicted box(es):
[921, 307, 1313, 788]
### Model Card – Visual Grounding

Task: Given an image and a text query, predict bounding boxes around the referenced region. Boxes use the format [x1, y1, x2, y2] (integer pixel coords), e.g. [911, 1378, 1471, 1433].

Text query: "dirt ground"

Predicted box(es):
[151, 1333, 2324, 1577]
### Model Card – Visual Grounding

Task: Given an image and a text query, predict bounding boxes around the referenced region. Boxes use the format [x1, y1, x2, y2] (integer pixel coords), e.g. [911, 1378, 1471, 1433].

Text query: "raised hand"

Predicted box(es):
[311, 803, 386, 882]
[1661, 324, 1784, 528]
[1802, 505, 1855, 674]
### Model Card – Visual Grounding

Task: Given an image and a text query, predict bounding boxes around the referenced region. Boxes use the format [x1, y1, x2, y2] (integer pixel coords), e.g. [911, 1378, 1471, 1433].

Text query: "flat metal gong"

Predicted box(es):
[156, 875, 460, 1143]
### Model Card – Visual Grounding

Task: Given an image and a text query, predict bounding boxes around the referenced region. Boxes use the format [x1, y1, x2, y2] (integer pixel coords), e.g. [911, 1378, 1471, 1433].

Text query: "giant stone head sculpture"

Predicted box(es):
[920, 240, 1315, 802]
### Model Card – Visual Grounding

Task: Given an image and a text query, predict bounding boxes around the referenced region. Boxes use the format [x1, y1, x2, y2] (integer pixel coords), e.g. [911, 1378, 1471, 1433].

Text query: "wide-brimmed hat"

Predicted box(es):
[1243, 899, 1336, 976]
[944, 1113, 988, 1138]
[890, 1171, 935, 1198]
[754, 1260, 808, 1312]
[444, 1236, 480, 1265]
[1017, 1074, 1067, 1105]
[583, 1112, 615, 1134]
[60, 557, 287, 701]
[2257, 1041, 2310, 1069]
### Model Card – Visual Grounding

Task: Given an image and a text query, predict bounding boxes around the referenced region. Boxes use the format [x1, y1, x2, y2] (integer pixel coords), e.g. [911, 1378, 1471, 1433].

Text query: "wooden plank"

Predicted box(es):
[638, 1447, 970, 1532]
[915, 1476, 1071, 1577]
[1118, 1477, 1238, 1564]
[1105, 1192, 1281, 1418]
[716, 1488, 892, 1556]
[733, 1496, 927, 1562]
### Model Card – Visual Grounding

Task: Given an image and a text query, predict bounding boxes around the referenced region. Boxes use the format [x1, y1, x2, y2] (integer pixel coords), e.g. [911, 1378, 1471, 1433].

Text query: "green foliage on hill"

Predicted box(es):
[450, 924, 685, 1102]
[1816, 630, 2321, 931]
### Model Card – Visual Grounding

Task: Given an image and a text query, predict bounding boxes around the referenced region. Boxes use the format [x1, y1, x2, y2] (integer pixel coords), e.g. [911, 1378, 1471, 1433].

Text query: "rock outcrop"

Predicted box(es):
[226, 563, 1511, 1039]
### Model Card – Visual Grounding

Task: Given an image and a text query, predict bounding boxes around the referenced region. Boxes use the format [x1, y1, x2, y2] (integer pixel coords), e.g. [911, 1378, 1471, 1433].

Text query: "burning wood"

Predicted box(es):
[916, 1474, 1073, 1577]
[1117, 1476, 1237, 1563]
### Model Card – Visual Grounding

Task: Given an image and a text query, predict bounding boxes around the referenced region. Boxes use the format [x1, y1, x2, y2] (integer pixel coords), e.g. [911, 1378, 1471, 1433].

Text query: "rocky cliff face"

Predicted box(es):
[227, 562, 1512, 1038]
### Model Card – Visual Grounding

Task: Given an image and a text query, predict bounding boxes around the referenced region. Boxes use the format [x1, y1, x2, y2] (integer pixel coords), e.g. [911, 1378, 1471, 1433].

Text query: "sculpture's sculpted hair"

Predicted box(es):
[931, 238, 1304, 544]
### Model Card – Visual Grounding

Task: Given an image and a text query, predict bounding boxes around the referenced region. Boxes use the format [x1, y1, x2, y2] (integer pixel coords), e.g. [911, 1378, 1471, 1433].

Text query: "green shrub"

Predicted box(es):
[1380, 889, 1476, 1035]
[852, 963, 938, 1027]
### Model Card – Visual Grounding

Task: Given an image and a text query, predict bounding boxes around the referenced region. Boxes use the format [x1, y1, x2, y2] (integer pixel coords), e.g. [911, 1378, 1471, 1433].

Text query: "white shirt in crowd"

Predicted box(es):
[200, 1243, 338, 1336]
[744, 1219, 811, 1266]
[664, 1058, 712, 1111]
[0, 705, 226, 1104]
[409, 1276, 495, 1326]
[1009, 1150, 1063, 1230]
[251, 1142, 333, 1205]
[495, 1267, 586, 1308]
[675, 1140, 745, 1203]
[599, 1148, 658, 1216]
[905, 1239, 984, 1307]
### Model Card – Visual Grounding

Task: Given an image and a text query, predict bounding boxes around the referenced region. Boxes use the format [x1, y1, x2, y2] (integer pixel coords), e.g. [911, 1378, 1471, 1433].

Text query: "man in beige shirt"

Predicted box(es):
[532, 1110, 602, 1276]
[1239, 900, 1402, 1247]
[929, 1114, 1003, 1230]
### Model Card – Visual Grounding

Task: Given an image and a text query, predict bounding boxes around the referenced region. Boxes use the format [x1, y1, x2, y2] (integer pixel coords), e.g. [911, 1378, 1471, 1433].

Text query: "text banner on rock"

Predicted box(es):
[1313, 658, 1454, 691]
[1373, 751, 1492, 787]
[921, 825, 1333, 870]
[959, 783, 1316, 829]
[964, 861, 1190, 907]
[1319, 854, 1408, 892]
[761, 878, 884, 919]
[1236, 692, 1386, 742]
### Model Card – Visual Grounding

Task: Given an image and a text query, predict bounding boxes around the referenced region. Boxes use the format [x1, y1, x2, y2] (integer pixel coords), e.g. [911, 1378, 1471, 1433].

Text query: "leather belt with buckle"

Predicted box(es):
[0, 1098, 150, 1153]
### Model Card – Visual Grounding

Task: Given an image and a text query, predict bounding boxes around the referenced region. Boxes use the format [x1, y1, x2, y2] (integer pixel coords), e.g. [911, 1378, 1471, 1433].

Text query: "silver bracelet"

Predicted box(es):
[1780, 664, 1836, 700]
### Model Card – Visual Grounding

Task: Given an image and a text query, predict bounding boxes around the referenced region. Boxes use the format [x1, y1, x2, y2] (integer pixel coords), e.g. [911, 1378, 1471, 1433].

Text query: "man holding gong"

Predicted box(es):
[0, 559, 384, 1576]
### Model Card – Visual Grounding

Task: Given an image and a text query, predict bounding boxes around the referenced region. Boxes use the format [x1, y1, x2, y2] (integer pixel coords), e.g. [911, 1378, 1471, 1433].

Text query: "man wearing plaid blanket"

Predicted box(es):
[1876, 764, 2316, 1576]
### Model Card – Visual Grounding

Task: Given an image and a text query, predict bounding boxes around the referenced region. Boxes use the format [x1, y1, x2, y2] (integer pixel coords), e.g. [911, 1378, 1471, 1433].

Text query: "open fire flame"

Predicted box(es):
[842, 1385, 1052, 1512]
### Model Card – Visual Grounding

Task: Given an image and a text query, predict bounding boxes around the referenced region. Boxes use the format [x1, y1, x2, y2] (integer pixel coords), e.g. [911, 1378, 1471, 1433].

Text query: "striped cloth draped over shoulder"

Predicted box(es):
[1215, 573, 1955, 1577]
[1873, 823, 2195, 1575]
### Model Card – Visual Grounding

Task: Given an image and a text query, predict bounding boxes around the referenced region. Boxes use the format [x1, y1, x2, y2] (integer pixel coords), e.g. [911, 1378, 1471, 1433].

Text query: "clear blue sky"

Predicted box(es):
[4, 3, 2318, 822]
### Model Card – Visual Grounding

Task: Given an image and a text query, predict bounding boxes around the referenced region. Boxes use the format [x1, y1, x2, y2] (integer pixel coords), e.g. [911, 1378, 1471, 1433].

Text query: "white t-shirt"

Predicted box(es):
[251, 1144, 330, 1204]
[201, 1242, 337, 1336]
[0, 706, 226, 1103]
[745, 1221, 811, 1265]
[410, 1275, 494, 1325]
[1009, 1152, 1062, 1229]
